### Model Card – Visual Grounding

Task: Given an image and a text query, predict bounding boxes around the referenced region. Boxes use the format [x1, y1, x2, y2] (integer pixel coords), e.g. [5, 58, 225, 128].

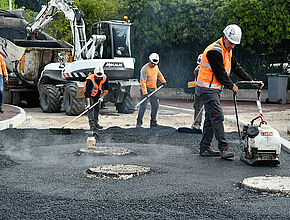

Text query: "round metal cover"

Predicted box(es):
[241, 176, 290, 195]
[78, 146, 133, 156]
[86, 164, 150, 180]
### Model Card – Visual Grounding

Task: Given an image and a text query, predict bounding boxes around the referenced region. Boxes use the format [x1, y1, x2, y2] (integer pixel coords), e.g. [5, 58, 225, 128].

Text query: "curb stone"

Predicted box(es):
[0, 105, 26, 130]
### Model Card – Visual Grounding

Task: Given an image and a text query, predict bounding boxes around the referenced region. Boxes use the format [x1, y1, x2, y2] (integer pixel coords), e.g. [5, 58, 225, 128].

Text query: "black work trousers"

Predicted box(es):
[199, 91, 228, 152]
[137, 89, 159, 125]
[87, 96, 100, 129]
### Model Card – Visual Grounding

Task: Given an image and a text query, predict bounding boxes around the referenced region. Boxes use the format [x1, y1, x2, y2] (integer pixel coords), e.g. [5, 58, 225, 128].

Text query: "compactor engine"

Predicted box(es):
[240, 117, 281, 165]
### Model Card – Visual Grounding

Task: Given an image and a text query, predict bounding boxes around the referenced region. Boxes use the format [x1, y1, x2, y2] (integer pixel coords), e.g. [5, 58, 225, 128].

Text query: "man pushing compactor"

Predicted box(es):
[195, 24, 262, 159]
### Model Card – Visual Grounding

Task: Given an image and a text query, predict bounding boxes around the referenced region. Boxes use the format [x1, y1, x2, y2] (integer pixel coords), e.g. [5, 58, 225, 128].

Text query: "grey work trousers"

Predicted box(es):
[137, 90, 159, 125]
[199, 91, 228, 152]
[87, 97, 100, 128]
[193, 93, 203, 126]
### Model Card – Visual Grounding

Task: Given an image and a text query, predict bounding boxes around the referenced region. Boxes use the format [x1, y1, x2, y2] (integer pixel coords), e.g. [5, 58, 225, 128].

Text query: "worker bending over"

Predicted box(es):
[136, 53, 166, 127]
[196, 24, 254, 159]
[84, 66, 109, 130]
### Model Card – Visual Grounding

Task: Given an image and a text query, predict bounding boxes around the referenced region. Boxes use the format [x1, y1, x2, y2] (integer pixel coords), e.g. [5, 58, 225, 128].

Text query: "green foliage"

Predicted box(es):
[77, 0, 123, 29]
[45, 14, 72, 43]
[23, 8, 38, 22]
[218, 0, 289, 55]
[0, 0, 15, 10]
[125, 0, 289, 87]
[14, 0, 288, 87]
[15, 0, 46, 11]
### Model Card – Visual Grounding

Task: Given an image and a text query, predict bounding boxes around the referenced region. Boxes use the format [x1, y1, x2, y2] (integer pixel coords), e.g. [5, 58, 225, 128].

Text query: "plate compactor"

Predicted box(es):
[234, 81, 281, 166]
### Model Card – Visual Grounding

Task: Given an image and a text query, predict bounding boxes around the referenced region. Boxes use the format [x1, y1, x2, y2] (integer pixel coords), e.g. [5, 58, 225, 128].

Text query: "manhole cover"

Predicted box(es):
[241, 176, 290, 195]
[86, 164, 150, 180]
[77, 146, 133, 156]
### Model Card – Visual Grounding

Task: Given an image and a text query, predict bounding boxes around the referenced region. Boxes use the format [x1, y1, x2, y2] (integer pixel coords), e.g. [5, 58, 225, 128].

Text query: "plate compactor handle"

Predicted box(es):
[236, 81, 264, 89]
[236, 80, 264, 116]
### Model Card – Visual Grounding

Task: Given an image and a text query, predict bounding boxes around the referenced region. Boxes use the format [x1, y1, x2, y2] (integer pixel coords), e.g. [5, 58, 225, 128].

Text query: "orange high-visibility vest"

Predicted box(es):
[196, 38, 232, 90]
[0, 54, 8, 79]
[83, 74, 107, 97]
[140, 64, 166, 95]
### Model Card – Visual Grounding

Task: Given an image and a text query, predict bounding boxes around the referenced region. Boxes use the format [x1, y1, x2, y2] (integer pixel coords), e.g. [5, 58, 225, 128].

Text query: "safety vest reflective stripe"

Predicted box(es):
[83, 74, 107, 97]
[197, 38, 232, 90]
[196, 81, 223, 90]
[200, 60, 211, 69]
[140, 63, 166, 95]
[212, 45, 222, 54]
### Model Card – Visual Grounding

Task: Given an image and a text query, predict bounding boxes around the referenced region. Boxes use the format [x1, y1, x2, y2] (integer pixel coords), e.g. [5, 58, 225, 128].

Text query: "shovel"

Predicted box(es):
[135, 85, 164, 108]
[49, 100, 100, 135]
[177, 105, 204, 134]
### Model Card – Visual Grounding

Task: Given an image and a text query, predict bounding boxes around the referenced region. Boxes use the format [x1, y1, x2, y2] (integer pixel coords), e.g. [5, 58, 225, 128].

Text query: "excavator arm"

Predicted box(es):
[26, 0, 105, 60]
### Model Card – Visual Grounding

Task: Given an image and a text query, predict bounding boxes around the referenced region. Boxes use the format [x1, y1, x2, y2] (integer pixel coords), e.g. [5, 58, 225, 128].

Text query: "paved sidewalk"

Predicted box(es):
[0, 104, 26, 130]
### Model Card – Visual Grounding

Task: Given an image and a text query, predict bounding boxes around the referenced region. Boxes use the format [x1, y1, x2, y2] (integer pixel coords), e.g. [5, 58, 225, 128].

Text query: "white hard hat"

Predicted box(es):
[149, 53, 159, 64]
[223, 24, 242, 45]
[197, 54, 202, 64]
[94, 66, 104, 77]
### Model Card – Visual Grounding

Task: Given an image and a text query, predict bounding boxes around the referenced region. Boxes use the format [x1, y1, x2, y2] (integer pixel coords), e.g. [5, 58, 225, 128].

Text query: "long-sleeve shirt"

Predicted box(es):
[139, 63, 166, 95]
[207, 50, 253, 90]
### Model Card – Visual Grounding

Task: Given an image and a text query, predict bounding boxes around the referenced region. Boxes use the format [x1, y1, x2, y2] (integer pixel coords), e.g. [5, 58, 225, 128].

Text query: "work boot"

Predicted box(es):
[90, 125, 97, 130]
[200, 148, 221, 157]
[194, 124, 201, 130]
[136, 123, 142, 128]
[95, 124, 103, 129]
[0, 107, 3, 113]
[150, 121, 158, 128]
[221, 148, 234, 159]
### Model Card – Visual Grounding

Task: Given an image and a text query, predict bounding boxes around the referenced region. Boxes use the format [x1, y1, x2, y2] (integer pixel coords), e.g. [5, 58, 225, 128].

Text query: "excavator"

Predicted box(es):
[27, 0, 139, 115]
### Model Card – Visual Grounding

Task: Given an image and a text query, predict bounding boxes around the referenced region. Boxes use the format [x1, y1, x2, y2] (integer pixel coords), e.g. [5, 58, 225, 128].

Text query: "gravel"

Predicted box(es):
[0, 127, 289, 219]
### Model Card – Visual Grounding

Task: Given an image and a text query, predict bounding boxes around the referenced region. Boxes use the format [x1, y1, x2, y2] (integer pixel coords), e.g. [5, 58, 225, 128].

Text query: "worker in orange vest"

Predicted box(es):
[0, 54, 8, 113]
[136, 53, 166, 127]
[196, 24, 256, 159]
[84, 66, 109, 130]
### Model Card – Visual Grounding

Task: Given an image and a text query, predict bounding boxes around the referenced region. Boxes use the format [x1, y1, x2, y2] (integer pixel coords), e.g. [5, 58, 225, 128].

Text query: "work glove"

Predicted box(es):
[161, 82, 167, 86]
[98, 97, 104, 103]
[85, 102, 91, 110]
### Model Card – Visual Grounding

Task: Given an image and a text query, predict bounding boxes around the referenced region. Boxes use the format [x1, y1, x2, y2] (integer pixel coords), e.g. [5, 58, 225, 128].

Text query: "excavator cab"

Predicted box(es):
[91, 21, 132, 59]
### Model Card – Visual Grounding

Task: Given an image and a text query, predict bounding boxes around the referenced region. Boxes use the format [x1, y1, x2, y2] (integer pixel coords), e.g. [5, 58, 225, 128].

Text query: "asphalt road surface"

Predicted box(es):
[0, 126, 289, 219]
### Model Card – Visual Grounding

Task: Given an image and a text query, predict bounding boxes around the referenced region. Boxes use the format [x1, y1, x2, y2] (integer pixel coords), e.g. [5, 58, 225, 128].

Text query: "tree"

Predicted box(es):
[0, 0, 15, 10]
[15, 0, 46, 11]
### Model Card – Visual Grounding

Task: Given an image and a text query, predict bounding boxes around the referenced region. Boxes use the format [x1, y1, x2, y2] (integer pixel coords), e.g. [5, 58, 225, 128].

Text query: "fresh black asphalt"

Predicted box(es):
[0, 127, 289, 219]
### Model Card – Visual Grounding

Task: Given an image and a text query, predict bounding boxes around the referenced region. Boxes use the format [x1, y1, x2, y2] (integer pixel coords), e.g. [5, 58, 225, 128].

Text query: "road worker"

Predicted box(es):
[195, 24, 254, 159]
[0, 54, 8, 113]
[193, 54, 203, 129]
[84, 66, 109, 130]
[136, 53, 166, 127]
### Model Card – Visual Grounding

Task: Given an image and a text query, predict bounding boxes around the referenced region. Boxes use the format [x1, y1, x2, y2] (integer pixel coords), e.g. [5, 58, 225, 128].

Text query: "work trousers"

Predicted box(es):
[137, 89, 159, 125]
[193, 93, 203, 126]
[87, 97, 100, 129]
[0, 76, 4, 107]
[199, 91, 228, 152]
